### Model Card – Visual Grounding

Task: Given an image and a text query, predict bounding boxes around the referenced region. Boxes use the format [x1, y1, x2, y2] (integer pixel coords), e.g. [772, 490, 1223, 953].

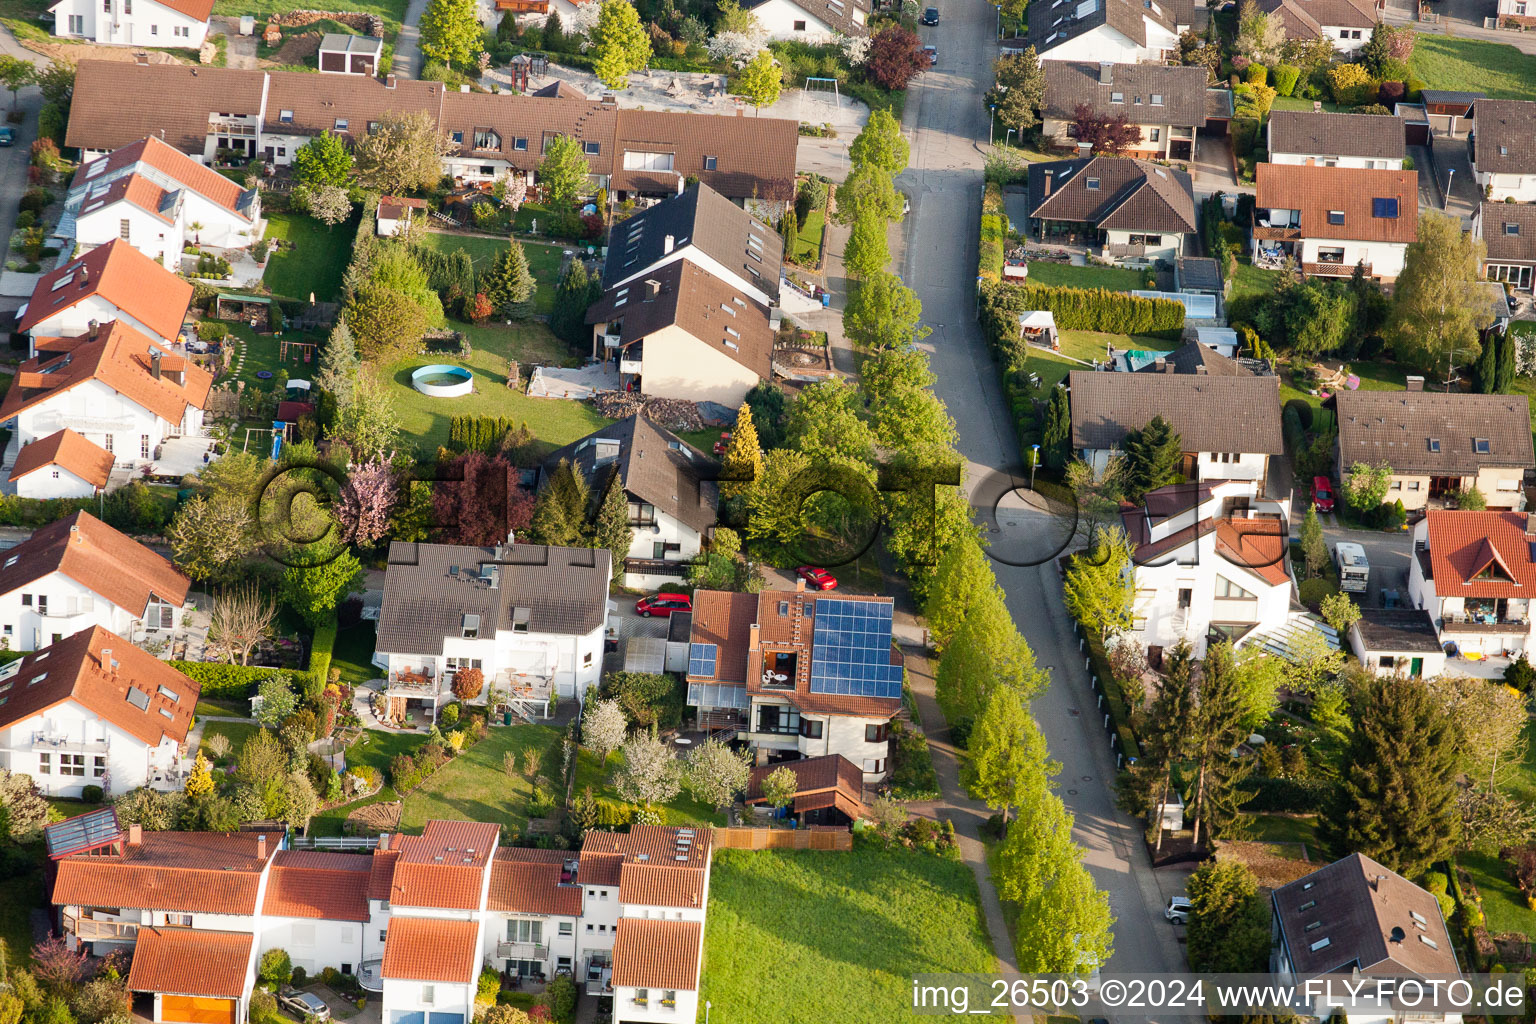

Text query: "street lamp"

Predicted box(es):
[705, 1002, 712, 1024]
[990, 104, 996, 146]
[1030, 444, 1041, 489]
[1444, 168, 1455, 211]
[994, 3, 1001, 38]
[1005, 127, 1017, 147]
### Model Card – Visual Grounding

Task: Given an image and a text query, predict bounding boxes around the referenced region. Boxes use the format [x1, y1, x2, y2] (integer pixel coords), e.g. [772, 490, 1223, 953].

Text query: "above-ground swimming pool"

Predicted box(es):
[411, 364, 474, 397]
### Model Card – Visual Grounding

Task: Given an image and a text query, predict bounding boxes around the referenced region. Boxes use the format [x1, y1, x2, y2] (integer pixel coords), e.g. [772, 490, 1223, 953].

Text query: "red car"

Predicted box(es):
[636, 593, 693, 617]
[1311, 476, 1335, 513]
[796, 566, 838, 590]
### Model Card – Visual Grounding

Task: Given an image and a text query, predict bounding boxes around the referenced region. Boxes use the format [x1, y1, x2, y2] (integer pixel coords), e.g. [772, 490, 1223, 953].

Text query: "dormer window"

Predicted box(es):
[279, 110, 294, 124]
[473, 128, 501, 151]
[334, 118, 349, 132]
[513, 607, 531, 633]
[462, 613, 480, 639]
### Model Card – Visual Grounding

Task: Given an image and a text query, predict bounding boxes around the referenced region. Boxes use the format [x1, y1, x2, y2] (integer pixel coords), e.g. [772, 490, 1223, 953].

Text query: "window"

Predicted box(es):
[38, 753, 49, 775]
[756, 705, 800, 735]
[1177, 588, 1193, 609]
[598, 924, 606, 933]
[1408, 481, 1421, 491]
[36, 595, 45, 616]
[140, 435, 150, 459]
[450, 130, 463, 144]
[799, 718, 823, 739]
[102, 0, 108, 11]
[1475, 437, 1492, 454]
[662, 991, 678, 1007]
[557, 956, 572, 971]
[473, 128, 500, 150]
[103, 434, 113, 453]
[1389, 480, 1401, 490]
[462, 614, 480, 639]
[59, 754, 85, 777]
[583, 652, 593, 667]
[1150, 93, 1163, 105]
[67, 14, 83, 32]
[1317, 246, 1346, 264]
[635, 990, 649, 1006]
[628, 501, 656, 526]
[334, 119, 349, 132]
[793, 18, 807, 29]
[1110, 91, 1124, 103]
[587, 889, 595, 897]
[1379, 655, 1395, 668]
[865, 723, 890, 743]
[1214, 577, 1256, 600]
[93, 756, 105, 777]
[1507, 222, 1522, 236]
[20, 595, 29, 607]
[622, 151, 674, 172]
[420, 986, 434, 1006]
[584, 141, 600, 155]
[585, 924, 594, 933]
[1428, 438, 1441, 452]
[1086, 177, 1100, 190]
[862, 757, 888, 774]
[279, 110, 294, 124]
[378, 930, 387, 942]
[514, 137, 528, 151]
[166, 913, 191, 926]
[703, 155, 717, 170]
[1149, 128, 1161, 142]
[150, 24, 157, 34]
[51, 471, 59, 480]
[600, 890, 609, 901]
[1327, 210, 1345, 225]
[558, 922, 573, 936]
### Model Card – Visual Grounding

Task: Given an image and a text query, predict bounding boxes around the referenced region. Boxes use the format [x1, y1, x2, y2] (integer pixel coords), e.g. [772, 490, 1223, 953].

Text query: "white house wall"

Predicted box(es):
[1, 701, 182, 797]
[380, 979, 475, 1024]
[1478, 170, 1536, 203]
[27, 297, 178, 354]
[14, 379, 182, 463]
[51, 0, 209, 47]
[747, 0, 846, 42]
[1268, 151, 1404, 170]
[1297, 237, 1408, 279]
[14, 464, 100, 500]
[1037, 25, 1148, 63]
[0, 566, 157, 651]
[74, 203, 179, 270]
[1132, 530, 1292, 658]
[258, 917, 365, 975]
[1102, 228, 1182, 263]
[639, 324, 760, 407]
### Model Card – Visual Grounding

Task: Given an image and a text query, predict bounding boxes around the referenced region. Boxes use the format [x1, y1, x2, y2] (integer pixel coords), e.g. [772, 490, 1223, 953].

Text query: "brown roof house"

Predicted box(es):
[686, 584, 904, 780]
[1041, 60, 1210, 160]
[1473, 201, 1536, 294]
[586, 259, 776, 407]
[746, 752, 867, 824]
[0, 624, 200, 798]
[0, 509, 191, 652]
[1252, 163, 1418, 280]
[48, 0, 216, 50]
[1272, 853, 1461, 1019]
[0, 318, 214, 495]
[1332, 385, 1534, 510]
[1266, 110, 1407, 169]
[374, 542, 611, 721]
[1027, 0, 1185, 63]
[539, 416, 718, 587]
[1471, 99, 1536, 202]
[65, 62, 799, 204]
[1024, 156, 1196, 264]
[1256, 0, 1380, 53]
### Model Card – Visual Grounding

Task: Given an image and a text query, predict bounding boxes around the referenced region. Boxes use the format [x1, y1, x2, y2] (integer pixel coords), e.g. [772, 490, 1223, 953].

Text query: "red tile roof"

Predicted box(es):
[9, 430, 114, 488]
[1255, 163, 1418, 245]
[686, 590, 757, 684]
[1425, 509, 1536, 597]
[488, 848, 583, 916]
[747, 753, 867, 818]
[76, 174, 175, 225]
[611, 919, 702, 991]
[53, 830, 281, 915]
[143, 0, 217, 25]
[19, 241, 193, 341]
[128, 928, 253, 998]
[618, 862, 706, 908]
[368, 842, 400, 901]
[261, 850, 371, 921]
[1214, 518, 1290, 587]
[389, 820, 500, 909]
[580, 826, 710, 908]
[0, 510, 189, 620]
[0, 625, 198, 748]
[0, 320, 212, 426]
[380, 918, 480, 984]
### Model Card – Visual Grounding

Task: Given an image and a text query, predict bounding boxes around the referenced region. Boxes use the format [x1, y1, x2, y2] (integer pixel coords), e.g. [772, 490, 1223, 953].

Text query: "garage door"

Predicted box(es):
[161, 996, 236, 1024]
[391, 1012, 425, 1024]
[428, 1012, 463, 1024]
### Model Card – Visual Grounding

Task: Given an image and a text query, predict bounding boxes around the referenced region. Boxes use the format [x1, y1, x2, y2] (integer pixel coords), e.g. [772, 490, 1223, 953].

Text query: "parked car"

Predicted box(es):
[921, 44, 938, 65]
[920, 5, 940, 22]
[796, 566, 838, 590]
[1164, 896, 1191, 924]
[0, 128, 14, 147]
[636, 593, 693, 617]
[278, 990, 331, 1022]
[900, 191, 911, 216]
[1311, 475, 1335, 513]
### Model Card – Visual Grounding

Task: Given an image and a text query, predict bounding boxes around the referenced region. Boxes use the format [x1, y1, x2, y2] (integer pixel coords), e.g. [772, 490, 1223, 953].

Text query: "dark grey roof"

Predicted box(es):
[1026, 157, 1196, 235]
[667, 611, 693, 643]
[538, 414, 720, 534]
[1175, 256, 1222, 292]
[319, 33, 382, 55]
[601, 183, 781, 302]
[1029, 0, 1176, 54]
[1205, 88, 1234, 120]
[1471, 99, 1536, 175]
[1420, 89, 1483, 109]
[1333, 390, 1535, 475]
[376, 542, 611, 655]
[1479, 201, 1536, 264]
[1272, 853, 1458, 979]
[1068, 370, 1285, 454]
[1354, 609, 1444, 654]
[1267, 110, 1406, 161]
[1132, 339, 1253, 376]
[1040, 60, 1208, 127]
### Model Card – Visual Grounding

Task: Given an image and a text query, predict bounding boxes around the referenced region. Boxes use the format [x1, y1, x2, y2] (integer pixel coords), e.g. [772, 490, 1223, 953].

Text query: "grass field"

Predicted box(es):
[572, 747, 727, 826]
[1018, 261, 1153, 291]
[227, 322, 327, 391]
[1270, 96, 1341, 113]
[1461, 851, 1536, 937]
[379, 325, 612, 457]
[311, 729, 426, 836]
[400, 724, 565, 831]
[263, 211, 356, 303]
[331, 621, 378, 685]
[793, 209, 826, 266]
[1249, 813, 1319, 852]
[198, 720, 263, 764]
[1409, 35, 1536, 100]
[0, 869, 44, 968]
[212, 0, 408, 37]
[1055, 330, 1176, 365]
[414, 230, 566, 315]
[1228, 260, 1283, 303]
[700, 846, 1000, 1022]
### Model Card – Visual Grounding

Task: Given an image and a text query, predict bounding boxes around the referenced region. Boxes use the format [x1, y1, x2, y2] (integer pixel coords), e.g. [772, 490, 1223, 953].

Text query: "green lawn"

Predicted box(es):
[378, 325, 612, 458]
[793, 209, 826, 266]
[1018, 261, 1153, 291]
[1497, 721, 1536, 806]
[400, 724, 565, 831]
[227, 322, 327, 392]
[414, 230, 566, 315]
[194, 696, 251, 718]
[573, 747, 726, 826]
[199, 720, 263, 764]
[1055, 330, 1176, 365]
[332, 621, 379, 685]
[1270, 96, 1342, 113]
[212, 0, 408, 37]
[1249, 813, 1319, 852]
[311, 728, 426, 837]
[1409, 35, 1536, 100]
[700, 846, 1001, 1022]
[1461, 851, 1536, 937]
[1228, 260, 1283, 304]
[263, 211, 356, 303]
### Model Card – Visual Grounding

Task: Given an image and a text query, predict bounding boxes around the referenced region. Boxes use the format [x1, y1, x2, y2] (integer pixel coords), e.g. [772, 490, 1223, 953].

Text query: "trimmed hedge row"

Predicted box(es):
[1241, 775, 1331, 813]
[1083, 627, 1141, 760]
[308, 614, 338, 697]
[170, 662, 287, 701]
[979, 182, 1006, 284]
[1008, 283, 1185, 339]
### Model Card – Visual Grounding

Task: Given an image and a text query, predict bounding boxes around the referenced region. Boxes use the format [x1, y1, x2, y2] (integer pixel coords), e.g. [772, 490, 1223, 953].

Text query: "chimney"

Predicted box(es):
[1163, 360, 1175, 373]
[1525, 511, 1536, 537]
[1405, 375, 1425, 392]
[150, 349, 162, 380]
[795, 576, 806, 592]
[1099, 61, 1113, 84]
[1043, 169, 1053, 197]
[1153, 357, 1166, 372]
[645, 278, 661, 298]
[459, 84, 470, 93]
[134, 52, 148, 65]
[79, 265, 89, 287]
[1196, 365, 1208, 375]
[257, 834, 267, 859]
[128, 823, 142, 846]
[736, 108, 743, 117]
[386, 73, 397, 89]
[88, 319, 99, 340]
[748, 622, 760, 652]
[664, 234, 675, 254]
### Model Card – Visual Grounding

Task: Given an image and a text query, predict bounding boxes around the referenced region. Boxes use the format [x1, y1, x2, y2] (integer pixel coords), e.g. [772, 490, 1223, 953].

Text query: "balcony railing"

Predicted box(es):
[623, 557, 689, 578]
[31, 733, 109, 753]
[1304, 261, 1367, 278]
[1253, 224, 1302, 241]
[1442, 614, 1530, 634]
[385, 671, 439, 696]
[208, 121, 258, 137]
[63, 912, 139, 942]
[496, 941, 548, 960]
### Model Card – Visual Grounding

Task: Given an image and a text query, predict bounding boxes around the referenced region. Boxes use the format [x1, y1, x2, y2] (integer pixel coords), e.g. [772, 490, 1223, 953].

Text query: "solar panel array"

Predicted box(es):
[688, 643, 718, 677]
[810, 599, 902, 698]
[44, 806, 121, 859]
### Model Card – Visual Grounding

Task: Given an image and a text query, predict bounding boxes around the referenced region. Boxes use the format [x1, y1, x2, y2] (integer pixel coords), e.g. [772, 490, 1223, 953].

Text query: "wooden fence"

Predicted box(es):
[711, 826, 852, 851]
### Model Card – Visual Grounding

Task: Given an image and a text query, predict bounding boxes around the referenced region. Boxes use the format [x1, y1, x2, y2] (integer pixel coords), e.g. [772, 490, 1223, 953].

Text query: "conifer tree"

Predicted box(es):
[592, 470, 633, 581]
[720, 403, 763, 499]
[531, 459, 590, 546]
[482, 241, 536, 319]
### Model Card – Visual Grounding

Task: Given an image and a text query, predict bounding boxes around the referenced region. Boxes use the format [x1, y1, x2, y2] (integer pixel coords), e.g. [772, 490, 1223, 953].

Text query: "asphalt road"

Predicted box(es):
[896, 0, 1189, 994]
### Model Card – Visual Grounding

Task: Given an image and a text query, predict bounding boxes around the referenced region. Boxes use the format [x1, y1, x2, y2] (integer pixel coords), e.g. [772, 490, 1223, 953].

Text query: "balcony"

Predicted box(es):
[585, 966, 613, 998]
[1442, 614, 1530, 634]
[385, 669, 439, 697]
[1253, 224, 1302, 241]
[497, 940, 548, 960]
[31, 733, 108, 754]
[1304, 261, 1367, 278]
[63, 911, 138, 943]
[619, 357, 642, 375]
[208, 120, 257, 138]
[623, 557, 688, 579]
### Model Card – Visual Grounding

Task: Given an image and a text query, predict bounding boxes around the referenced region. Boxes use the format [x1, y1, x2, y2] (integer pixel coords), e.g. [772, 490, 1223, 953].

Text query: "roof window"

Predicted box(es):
[1299, 900, 1316, 911]
[29, 674, 46, 686]
[1409, 910, 1427, 923]
[1507, 222, 1521, 235]
[1501, 145, 1509, 156]
[279, 110, 293, 123]
[462, 613, 480, 639]
[159, 707, 175, 720]
[1086, 177, 1100, 190]
[1151, 93, 1164, 105]
[1328, 210, 1345, 225]
[513, 607, 531, 633]
[1309, 937, 1331, 952]
[1110, 91, 1124, 103]
[1419, 935, 1438, 950]
[3, 555, 17, 569]
[157, 684, 179, 702]
[125, 687, 150, 710]
[1475, 438, 1492, 454]
[1304, 921, 1322, 932]
[1428, 438, 1440, 452]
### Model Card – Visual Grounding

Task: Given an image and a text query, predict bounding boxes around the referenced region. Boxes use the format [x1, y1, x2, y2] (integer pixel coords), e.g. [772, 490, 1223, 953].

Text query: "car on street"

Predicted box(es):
[920, 5, 940, 22]
[900, 191, 911, 216]
[1311, 475, 1335, 513]
[796, 566, 838, 590]
[921, 44, 938, 65]
[636, 593, 693, 617]
[1164, 896, 1191, 924]
[278, 991, 331, 1022]
[0, 128, 14, 147]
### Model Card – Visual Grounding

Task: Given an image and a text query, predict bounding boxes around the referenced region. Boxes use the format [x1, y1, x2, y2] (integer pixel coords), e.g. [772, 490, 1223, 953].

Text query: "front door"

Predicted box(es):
[1410, 657, 1424, 677]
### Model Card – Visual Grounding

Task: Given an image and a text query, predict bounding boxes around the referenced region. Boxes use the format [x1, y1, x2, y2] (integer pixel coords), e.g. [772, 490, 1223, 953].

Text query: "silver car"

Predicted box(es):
[279, 991, 331, 1022]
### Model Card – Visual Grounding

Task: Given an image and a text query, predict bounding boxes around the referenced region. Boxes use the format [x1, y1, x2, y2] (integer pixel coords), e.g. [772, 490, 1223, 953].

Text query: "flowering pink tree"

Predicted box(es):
[335, 460, 399, 548]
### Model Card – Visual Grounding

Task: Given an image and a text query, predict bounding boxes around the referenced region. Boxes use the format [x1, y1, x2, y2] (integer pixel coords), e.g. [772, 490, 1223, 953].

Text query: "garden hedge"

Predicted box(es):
[170, 662, 286, 701]
[978, 182, 1006, 284]
[986, 283, 1185, 341]
[308, 614, 338, 697]
[1241, 775, 1331, 813]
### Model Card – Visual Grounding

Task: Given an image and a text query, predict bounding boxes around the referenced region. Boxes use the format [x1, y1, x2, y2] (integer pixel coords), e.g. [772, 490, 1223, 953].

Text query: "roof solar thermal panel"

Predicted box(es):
[688, 643, 717, 676]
